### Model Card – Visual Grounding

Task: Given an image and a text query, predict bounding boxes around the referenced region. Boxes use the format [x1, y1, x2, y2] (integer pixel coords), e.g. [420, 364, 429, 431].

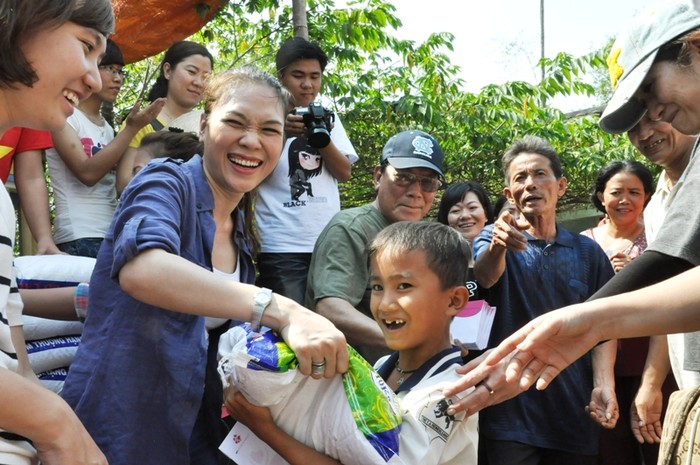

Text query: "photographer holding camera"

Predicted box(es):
[255, 37, 358, 305]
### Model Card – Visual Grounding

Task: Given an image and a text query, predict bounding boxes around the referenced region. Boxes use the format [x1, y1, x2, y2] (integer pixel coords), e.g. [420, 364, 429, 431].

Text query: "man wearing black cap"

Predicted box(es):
[305, 130, 444, 363]
[472, 136, 616, 465]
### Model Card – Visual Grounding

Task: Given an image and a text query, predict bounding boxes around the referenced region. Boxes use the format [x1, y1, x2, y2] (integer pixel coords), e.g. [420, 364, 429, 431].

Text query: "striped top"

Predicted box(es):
[0, 183, 22, 370]
[0, 183, 36, 464]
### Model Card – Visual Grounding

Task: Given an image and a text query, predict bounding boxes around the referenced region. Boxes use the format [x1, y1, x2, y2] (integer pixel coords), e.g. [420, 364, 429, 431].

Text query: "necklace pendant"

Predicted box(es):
[396, 375, 405, 387]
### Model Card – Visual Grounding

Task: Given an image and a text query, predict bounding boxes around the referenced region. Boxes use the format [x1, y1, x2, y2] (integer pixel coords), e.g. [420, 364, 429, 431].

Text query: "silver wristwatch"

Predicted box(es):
[250, 287, 272, 332]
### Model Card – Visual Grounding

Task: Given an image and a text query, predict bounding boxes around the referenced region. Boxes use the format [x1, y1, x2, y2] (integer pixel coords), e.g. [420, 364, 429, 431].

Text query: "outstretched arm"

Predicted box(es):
[120, 248, 349, 377]
[443, 349, 528, 417]
[484, 264, 700, 392]
[443, 251, 695, 415]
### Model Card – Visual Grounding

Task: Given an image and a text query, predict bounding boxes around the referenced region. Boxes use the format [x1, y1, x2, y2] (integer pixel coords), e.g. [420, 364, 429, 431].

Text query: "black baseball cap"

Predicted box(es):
[380, 130, 444, 177]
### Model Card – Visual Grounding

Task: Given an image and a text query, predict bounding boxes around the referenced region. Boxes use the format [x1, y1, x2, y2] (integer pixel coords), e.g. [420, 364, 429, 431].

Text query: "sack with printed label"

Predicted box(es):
[218, 325, 403, 465]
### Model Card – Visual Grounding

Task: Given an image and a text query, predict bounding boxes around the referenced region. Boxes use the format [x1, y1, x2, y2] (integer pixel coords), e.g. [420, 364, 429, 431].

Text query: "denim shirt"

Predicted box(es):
[62, 156, 255, 465]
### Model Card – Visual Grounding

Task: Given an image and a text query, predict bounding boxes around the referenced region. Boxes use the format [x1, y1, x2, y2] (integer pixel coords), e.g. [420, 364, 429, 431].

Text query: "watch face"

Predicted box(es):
[255, 289, 272, 306]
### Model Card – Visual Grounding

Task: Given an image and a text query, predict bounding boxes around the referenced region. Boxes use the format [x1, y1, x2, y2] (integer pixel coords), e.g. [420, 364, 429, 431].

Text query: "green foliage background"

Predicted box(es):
[116, 0, 651, 215]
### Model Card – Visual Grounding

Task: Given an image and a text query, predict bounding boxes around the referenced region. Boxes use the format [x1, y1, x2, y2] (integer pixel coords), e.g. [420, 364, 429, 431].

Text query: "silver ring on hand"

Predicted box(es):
[479, 380, 495, 395]
[311, 360, 327, 375]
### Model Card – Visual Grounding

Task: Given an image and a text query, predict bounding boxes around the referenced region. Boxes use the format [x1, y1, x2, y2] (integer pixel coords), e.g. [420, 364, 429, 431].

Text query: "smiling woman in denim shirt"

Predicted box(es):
[61, 67, 349, 465]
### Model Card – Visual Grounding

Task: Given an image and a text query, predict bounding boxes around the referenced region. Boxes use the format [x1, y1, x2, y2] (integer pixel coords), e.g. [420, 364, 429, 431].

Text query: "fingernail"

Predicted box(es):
[606, 413, 612, 420]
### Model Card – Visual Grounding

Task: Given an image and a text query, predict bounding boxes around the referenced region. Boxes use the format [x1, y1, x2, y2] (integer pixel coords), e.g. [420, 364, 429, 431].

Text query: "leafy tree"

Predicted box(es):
[115, 0, 645, 216]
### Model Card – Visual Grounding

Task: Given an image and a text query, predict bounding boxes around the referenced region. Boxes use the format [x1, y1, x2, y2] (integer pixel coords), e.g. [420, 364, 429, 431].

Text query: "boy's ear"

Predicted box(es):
[446, 286, 469, 317]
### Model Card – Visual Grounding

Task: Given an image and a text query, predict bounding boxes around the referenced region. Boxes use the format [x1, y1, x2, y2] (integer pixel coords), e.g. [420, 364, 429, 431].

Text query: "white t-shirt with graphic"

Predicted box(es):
[46, 109, 117, 244]
[255, 113, 358, 253]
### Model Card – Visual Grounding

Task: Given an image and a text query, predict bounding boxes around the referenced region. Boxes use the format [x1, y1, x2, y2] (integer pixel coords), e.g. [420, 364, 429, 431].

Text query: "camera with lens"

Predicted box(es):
[293, 102, 335, 148]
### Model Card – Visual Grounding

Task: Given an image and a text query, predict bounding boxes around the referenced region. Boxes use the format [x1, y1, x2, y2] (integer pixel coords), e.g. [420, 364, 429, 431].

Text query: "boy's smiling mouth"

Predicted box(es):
[383, 319, 406, 330]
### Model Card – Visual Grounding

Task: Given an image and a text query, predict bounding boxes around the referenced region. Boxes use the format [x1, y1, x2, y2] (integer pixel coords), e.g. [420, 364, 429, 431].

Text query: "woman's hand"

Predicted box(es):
[124, 98, 167, 130]
[442, 349, 527, 416]
[275, 296, 349, 378]
[471, 305, 603, 393]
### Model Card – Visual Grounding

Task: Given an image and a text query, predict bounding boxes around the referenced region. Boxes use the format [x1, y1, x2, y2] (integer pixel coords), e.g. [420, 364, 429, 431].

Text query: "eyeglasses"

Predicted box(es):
[388, 167, 442, 192]
[99, 65, 128, 79]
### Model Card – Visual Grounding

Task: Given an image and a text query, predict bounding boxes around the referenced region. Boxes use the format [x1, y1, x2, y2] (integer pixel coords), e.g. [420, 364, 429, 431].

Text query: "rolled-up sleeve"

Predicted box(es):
[109, 163, 190, 280]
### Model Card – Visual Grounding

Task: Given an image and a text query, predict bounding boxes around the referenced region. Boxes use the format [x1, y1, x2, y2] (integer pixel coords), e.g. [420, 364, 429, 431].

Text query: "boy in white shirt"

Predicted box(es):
[226, 221, 478, 465]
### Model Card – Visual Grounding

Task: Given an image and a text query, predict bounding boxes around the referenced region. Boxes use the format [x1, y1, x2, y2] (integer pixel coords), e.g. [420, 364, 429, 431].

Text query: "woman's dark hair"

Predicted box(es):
[591, 160, 654, 213]
[437, 180, 494, 226]
[101, 39, 124, 67]
[202, 66, 293, 119]
[1, 0, 114, 88]
[147, 41, 214, 102]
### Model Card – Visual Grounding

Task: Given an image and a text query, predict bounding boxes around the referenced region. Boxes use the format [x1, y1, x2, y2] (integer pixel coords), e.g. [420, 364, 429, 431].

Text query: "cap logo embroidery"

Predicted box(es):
[607, 47, 623, 89]
[412, 136, 434, 159]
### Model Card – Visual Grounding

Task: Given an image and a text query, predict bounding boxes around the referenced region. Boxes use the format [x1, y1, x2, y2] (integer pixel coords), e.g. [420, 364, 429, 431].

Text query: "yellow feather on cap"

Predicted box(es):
[607, 47, 624, 89]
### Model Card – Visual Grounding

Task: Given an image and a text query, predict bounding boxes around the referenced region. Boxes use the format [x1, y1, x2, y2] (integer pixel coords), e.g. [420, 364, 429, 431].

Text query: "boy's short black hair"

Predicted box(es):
[368, 221, 470, 289]
[275, 37, 329, 75]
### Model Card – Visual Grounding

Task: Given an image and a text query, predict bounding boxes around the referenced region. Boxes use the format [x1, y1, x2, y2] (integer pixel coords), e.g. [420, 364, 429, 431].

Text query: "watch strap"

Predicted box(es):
[251, 287, 272, 332]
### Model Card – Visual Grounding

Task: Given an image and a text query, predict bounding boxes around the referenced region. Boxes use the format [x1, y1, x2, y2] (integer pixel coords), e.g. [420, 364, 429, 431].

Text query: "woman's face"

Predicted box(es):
[96, 64, 125, 104]
[201, 82, 286, 200]
[597, 172, 648, 228]
[164, 54, 212, 110]
[10, 22, 105, 131]
[635, 50, 700, 135]
[446, 191, 488, 242]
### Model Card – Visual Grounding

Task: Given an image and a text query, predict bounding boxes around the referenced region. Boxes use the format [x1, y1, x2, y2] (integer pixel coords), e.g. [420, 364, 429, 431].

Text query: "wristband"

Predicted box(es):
[74, 282, 89, 322]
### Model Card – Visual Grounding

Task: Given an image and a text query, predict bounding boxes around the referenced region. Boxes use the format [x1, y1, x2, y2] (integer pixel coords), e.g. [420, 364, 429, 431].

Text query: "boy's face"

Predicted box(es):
[369, 249, 462, 355]
[279, 58, 322, 107]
